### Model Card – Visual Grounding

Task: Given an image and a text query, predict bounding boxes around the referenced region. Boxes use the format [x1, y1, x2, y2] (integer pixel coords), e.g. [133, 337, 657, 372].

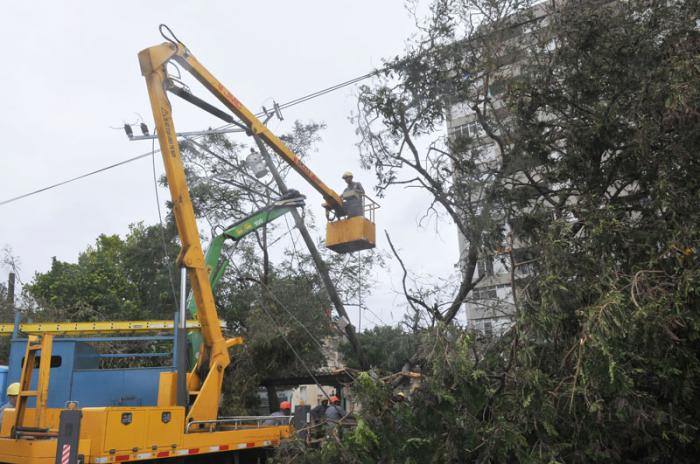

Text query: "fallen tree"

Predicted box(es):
[281, 0, 700, 461]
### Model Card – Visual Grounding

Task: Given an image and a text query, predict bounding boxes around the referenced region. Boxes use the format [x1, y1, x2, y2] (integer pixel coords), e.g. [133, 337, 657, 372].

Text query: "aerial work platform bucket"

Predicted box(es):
[325, 195, 378, 254]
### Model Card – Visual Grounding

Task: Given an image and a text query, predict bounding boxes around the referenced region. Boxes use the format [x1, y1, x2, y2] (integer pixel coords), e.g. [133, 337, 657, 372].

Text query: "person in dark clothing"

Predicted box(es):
[341, 171, 365, 217]
[324, 396, 347, 424]
[263, 400, 292, 426]
[310, 399, 328, 423]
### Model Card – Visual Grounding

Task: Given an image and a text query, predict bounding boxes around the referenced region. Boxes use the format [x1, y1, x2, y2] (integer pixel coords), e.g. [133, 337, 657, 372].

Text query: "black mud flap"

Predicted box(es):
[54, 409, 82, 464]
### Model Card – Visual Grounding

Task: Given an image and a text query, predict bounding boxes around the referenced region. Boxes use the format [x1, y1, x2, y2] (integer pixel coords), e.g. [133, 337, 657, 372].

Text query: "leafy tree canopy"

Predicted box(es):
[289, 0, 700, 462]
[21, 120, 372, 414]
[340, 325, 418, 374]
[26, 223, 179, 322]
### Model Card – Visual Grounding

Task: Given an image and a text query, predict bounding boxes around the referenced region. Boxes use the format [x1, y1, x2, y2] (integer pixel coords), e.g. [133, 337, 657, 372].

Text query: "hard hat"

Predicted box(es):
[397, 392, 406, 398]
[6, 383, 19, 396]
[330, 395, 340, 403]
[280, 401, 292, 410]
[342, 171, 353, 179]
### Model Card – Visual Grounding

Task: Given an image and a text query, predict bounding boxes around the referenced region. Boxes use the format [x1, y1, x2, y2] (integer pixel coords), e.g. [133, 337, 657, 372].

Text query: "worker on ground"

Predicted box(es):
[341, 172, 365, 217]
[0, 383, 19, 423]
[324, 396, 347, 424]
[310, 398, 329, 423]
[264, 400, 292, 426]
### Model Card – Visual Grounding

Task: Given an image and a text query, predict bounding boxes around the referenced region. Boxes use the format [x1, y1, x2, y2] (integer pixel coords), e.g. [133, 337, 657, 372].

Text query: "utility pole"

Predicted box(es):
[8, 272, 20, 338]
[253, 135, 369, 370]
[7, 273, 15, 305]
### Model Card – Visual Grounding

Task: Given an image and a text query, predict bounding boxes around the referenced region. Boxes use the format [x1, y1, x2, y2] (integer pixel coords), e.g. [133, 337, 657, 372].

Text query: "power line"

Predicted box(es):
[221, 247, 339, 396]
[256, 300, 333, 402]
[0, 151, 155, 207]
[276, 70, 379, 111]
[0, 68, 382, 208]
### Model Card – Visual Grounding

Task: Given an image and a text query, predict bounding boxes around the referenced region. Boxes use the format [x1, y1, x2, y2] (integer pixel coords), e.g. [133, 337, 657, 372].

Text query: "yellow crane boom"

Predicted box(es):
[137, 28, 371, 425]
[140, 41, 346, 214]
[137, 24, 376, 429]
[0, 28, 296, 464]
[139, 43, 233, 425]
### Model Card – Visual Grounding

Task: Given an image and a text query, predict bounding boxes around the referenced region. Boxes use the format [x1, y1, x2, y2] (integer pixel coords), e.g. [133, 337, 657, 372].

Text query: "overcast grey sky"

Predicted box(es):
[0, 1, 460, 329]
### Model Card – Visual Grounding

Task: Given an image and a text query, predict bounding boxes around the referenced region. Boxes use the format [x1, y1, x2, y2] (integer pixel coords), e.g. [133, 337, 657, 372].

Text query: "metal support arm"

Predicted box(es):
[139, 43, 229, 424]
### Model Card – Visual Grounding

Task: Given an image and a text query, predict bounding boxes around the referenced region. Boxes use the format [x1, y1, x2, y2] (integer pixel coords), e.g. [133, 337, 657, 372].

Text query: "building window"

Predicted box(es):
[477, 256, 494, 278]
[513, 248, 536, 276]
[450, 121, 484, 140]
[518, 262, 535, 275]
[488, 79, 507, 97]
[473, 287, 497, 300]
[483, 321, 493, 336]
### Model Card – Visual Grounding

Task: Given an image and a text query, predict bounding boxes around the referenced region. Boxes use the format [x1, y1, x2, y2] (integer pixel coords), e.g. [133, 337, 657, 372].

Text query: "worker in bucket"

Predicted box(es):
[0, 383, 20, 423]
[264, 400, 292, 426]
[341, 171, 365, 217]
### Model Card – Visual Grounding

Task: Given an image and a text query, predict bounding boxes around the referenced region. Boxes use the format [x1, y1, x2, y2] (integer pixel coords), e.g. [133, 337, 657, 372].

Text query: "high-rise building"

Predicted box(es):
[447, 2, 550, 335]
[449, 113, 518, 336]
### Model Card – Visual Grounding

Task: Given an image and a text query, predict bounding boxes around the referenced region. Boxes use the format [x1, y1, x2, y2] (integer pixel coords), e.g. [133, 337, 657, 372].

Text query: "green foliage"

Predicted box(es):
[181, 119, 384, 399]
[219, 269, 334, 414]
[23, 120, 355, 414]
[23, 220, 335, 413]
[0, 283, 16, 323]
[340, 325, 418, 373]
[0, 283, 16, 363]
[26, 223, 180, 321]
[295, 0, 700, 462]
[219, 271, 331, 413]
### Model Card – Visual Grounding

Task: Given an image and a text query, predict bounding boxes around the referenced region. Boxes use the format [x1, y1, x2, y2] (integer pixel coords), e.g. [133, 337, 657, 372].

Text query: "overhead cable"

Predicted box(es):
[256, 301, 334, 402]
[0, 151, 155, 207]
[222, 248, 335, 399]
[221, 241, 353, 371]
[0, 68, 383, 208]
